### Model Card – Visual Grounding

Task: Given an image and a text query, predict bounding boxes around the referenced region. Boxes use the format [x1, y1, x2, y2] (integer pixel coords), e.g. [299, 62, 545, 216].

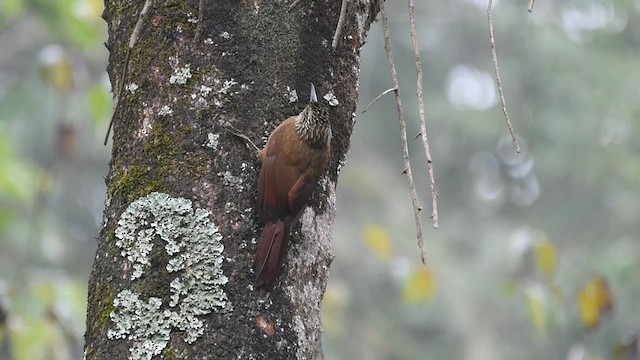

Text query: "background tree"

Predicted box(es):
[83, 1, 380, 359]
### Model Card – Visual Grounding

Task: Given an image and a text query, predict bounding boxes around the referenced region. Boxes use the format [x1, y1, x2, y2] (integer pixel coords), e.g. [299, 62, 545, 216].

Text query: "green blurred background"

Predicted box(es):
[1, 0, 639, 359]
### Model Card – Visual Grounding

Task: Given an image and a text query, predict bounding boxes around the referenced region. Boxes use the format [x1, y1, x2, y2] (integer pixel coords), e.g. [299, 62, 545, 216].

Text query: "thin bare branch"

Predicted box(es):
[194, 0, 205, 42]
[104, 0, 154, 145]
[223, 123, 261, 156]
[332, 0, 349, 49]
[408, 0, 439, 230]
[487, 0, 521, 153]
[361, 87, 396, 113]
[528, 0, 536, 13]
[288, 0, 301, 11]
[380, 2, 426, 264]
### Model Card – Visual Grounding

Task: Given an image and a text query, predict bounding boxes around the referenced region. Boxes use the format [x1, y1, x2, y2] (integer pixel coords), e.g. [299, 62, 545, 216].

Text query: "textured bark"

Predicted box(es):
[84, 1, 380, 359]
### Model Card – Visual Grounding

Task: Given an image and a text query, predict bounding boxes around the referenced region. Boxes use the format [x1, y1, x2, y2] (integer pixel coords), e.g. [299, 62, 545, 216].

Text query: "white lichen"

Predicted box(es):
[158, 105, 173, 116]
[200, 85, 213, 97]
[218, 78, 238, 95]
[169, 65, 192, 85]
[126, 83, 139, 94]
[206, 133, 220, 150]
[110, 192, 230, 360]
[192, 77, 245, 109]
[219, 31, 232, 39]
[187, 12, 198, 23]
[286, 86, 298, 103]
[324, 92, 339, 107]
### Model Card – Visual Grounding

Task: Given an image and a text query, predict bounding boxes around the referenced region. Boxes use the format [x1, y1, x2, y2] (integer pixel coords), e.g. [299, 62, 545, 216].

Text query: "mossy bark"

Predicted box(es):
[85, 0, 380, 359]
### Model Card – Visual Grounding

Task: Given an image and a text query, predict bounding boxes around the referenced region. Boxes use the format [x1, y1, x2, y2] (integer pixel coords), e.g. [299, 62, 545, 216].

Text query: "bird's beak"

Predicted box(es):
[309, 83, 317, 103]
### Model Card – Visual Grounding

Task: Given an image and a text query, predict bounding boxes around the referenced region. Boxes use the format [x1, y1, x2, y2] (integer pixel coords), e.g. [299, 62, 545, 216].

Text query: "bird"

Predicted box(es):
[254, 83, 332, 289]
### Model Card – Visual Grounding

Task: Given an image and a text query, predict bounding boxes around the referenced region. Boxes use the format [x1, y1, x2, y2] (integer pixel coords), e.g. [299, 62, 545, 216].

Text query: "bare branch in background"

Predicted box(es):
[380, 2, 427, 264]
[487, 0, 521, 153]
[408, 0, 439, 230]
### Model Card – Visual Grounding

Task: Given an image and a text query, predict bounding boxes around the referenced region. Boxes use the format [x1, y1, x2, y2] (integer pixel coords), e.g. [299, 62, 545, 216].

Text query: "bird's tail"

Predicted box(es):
[254, 220, 289, 289]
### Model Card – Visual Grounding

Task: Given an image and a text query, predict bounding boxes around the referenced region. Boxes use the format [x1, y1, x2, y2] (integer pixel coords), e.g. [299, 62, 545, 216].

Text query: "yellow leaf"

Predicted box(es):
[577, 275, 613, 330]
[363, 225, 393, 261]
[533, 237, 557, 278]
[525, 286, 547, 332]
[43, 58, 75, 92]
[403, 266, 437, 304]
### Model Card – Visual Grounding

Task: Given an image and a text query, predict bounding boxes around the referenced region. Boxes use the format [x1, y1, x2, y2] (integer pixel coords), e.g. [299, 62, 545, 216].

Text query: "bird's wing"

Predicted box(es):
[258, 153, 299, 221]
[288, 175, 318, 219]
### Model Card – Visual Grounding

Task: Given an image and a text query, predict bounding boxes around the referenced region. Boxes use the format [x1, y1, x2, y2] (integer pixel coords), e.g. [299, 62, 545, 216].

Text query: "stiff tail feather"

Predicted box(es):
[254, 220, 289, 288]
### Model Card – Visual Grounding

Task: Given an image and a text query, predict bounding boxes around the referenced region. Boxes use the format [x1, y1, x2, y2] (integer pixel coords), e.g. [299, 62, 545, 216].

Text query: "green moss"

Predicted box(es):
[106, 231, 119, 258]
[111, 165, 171, 203]
[162, 347, 177, 360]
[184, 154, 210, 178]
[145, 123, 178, 164]
[109, 123, 191, 202]
[94, 284, 117, 333]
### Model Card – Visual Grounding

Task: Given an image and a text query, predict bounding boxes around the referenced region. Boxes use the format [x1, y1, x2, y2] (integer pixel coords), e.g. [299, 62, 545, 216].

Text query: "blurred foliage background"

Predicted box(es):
[0, 0, 639, 359]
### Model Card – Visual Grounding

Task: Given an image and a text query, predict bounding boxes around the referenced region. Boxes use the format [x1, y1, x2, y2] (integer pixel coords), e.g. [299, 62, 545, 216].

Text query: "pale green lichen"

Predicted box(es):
[109, 192, 231, 360]
[108, 291, 174, 359]
[217, 170, 243, 190]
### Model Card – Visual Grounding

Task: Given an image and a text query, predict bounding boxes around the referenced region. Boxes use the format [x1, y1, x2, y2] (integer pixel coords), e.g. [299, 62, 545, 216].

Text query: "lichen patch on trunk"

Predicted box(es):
[109, 192, 231, 360]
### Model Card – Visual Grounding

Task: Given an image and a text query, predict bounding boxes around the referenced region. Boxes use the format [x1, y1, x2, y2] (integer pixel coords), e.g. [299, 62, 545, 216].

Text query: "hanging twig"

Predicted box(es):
[194, 0, 205, 42]
[487, 0, 520, 153]
[332, 0, 349, 49]
[380, 2, 427, 264]
[103, 0, 154, 145]
[408, 0, 439, 230]
[288, 0, 301, 11]
[528, 0, 536, 13]
[361, 87, 396, 113]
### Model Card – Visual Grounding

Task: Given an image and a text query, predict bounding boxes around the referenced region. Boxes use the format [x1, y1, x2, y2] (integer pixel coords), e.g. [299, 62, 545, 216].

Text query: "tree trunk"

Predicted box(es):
[84, 1, 380, 359]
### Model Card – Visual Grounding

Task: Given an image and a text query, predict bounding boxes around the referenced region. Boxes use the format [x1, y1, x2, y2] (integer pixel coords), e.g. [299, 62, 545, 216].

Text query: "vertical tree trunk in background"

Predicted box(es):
[84, 1, 380, 359]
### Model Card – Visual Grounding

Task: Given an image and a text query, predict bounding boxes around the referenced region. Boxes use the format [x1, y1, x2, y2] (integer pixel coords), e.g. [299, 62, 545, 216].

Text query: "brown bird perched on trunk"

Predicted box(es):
[255, 83, 331, 289]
